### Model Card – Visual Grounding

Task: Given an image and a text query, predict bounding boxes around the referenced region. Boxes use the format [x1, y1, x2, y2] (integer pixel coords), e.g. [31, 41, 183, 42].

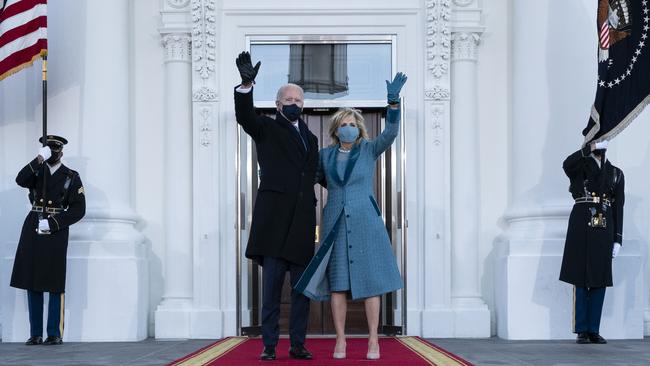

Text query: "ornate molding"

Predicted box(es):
[425, 86, 450, 101]
[193, 86, 218, 102]
[452, 0, 473, 7]
[162, 34, 191, 62]
[200, 108, 212, 147]
[191, 0, 217, 80]
[431, 106, 444, 146]
[426, 0, 451, 78]
[167, 0, 190, 9]
[451, 32, 480, 62]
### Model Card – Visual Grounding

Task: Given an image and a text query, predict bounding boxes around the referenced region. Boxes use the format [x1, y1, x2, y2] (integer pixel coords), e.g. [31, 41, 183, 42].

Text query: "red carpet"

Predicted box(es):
[168, 336, 473, 366]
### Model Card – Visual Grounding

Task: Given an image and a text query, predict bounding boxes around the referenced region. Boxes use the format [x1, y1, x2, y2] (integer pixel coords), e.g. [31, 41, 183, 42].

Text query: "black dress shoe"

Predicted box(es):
[25, 336, 43, 345]
[588, 333, 607, 344]
[43, 336, 63, 345]
[576, 332, 590, 344]
[260, 346, 276, 361]
[289, 345, 313, 360]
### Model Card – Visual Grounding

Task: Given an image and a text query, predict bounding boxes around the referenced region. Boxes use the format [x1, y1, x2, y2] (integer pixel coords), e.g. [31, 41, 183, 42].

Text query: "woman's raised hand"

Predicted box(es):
[386, 72, 408, 105]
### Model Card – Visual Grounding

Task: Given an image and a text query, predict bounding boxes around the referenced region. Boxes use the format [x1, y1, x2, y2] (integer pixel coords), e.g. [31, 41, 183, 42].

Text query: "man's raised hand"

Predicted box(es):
[236, 51, 261, 86]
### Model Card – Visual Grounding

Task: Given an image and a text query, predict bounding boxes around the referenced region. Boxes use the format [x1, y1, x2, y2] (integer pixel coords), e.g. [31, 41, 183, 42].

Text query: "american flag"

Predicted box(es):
[0, 0, 47, 81]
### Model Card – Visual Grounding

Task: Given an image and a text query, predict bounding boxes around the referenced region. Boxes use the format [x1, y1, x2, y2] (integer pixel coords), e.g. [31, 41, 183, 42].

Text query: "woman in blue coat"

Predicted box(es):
[295, 73, 407, 360]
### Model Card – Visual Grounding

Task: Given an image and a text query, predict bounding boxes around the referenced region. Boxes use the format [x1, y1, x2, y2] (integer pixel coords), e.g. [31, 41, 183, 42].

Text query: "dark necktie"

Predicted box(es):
[292, 124, 307, 150]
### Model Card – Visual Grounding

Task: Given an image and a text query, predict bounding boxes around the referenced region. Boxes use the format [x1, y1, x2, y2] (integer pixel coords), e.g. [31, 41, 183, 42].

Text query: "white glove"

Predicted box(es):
[594, 140, 609, 150]
[38, 146, 51, 161]
[612, 242, 621, 258]
[38, 219, 50, 232]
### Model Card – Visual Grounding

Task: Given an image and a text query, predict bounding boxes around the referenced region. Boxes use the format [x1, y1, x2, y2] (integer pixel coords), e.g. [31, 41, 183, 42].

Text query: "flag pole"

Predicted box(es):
[42, 54, 47, 147]
[38, 54, 49, 235]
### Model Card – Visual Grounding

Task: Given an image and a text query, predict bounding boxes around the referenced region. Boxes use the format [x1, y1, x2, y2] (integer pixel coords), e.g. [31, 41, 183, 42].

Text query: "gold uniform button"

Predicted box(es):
[40, 199, 44, 202]
[48, 200, 52, 204]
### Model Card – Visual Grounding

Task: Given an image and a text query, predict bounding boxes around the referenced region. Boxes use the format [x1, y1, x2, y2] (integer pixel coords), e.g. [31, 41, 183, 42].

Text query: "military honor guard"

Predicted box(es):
[10, 135, 86, 345]
[560, 140, 624, 344]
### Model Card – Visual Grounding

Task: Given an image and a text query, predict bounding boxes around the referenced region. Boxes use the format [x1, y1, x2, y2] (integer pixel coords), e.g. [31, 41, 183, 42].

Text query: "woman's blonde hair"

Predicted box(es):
[328, 108, 369, 146]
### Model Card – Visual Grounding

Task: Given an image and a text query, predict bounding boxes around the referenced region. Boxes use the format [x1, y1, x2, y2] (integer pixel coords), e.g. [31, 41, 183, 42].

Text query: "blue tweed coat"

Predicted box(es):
[294, 107, 403, 301]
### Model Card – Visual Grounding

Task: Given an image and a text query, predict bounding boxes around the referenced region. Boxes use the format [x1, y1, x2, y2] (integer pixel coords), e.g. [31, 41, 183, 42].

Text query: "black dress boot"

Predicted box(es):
[289, 344, 313, 360]
[43, 336, 63, 345]
[575, 332, 590, 344]
[588, 333, 607, 344]
[260, 346, 276, 361]
[25, 336, 43, 345]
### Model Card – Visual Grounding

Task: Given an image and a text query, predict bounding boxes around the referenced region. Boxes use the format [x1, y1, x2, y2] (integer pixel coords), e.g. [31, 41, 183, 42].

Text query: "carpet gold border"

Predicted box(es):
[397, 336, 471, 366]
[169, 337, 248, 366]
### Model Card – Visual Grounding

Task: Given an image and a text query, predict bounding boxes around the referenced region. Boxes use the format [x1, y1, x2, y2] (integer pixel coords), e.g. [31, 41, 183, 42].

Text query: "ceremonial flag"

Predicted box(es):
[583, 0, 650, 143]
[0, 0, 47, 81]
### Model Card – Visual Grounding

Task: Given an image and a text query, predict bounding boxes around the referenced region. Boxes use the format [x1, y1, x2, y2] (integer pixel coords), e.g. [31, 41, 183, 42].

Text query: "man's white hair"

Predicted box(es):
[276, 83, 304, 102]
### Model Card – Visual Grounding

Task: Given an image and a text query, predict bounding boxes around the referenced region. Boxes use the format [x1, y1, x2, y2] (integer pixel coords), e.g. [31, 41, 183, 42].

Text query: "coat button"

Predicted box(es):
[346, 214, 350, 218]
[348, 245, 352, 249]
[350, 260, 354, 264]
[347, 230, 351, 233]
[48, 200, 52, 204]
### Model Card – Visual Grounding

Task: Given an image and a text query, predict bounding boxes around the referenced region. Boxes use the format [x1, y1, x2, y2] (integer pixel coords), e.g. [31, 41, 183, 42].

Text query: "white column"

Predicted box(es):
[449, 31, 490, 337]
[66, 0, 149, 342]
[497, 0, 644, 340]
[155, 33, 194, 339]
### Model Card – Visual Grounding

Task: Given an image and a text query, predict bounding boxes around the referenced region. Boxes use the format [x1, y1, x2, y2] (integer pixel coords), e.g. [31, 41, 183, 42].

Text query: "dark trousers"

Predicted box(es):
[574, 286, 606, 334]
[27, 290, 64, 338]
[261, 256, 310, 347]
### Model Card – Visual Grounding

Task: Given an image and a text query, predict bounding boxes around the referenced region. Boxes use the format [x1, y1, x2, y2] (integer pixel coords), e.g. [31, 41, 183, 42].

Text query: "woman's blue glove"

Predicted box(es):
[386, 72, 408, 105]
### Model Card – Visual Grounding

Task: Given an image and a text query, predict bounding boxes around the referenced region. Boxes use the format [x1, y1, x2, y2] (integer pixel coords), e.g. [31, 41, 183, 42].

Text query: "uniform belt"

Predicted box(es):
[574, 197, 611, 206]
[31, 205, 64, 214]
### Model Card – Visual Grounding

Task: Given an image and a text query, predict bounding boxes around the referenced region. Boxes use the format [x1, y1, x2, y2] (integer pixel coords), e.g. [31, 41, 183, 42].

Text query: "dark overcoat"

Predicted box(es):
[559, 146, 624, 288]
[10, 158, 86, 293]
[234, 87, 319, 266]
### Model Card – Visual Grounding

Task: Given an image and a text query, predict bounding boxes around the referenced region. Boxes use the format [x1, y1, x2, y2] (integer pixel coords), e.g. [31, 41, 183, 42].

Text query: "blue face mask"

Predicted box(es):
[337, 125, 359, 143]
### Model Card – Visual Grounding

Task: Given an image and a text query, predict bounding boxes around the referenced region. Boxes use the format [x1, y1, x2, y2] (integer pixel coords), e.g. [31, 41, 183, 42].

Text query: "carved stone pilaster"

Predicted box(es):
[451, 32, 480, 62]
[426, 0, 451, 78]
[425, 86, 451, 101]
[191, 0, 217, 80]
[162, 34, 191, 62]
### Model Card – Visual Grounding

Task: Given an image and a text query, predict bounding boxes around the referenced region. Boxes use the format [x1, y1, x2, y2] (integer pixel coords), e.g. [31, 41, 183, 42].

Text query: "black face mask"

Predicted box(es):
[280, 104, 302, 122]
[47, 151, 61, 165]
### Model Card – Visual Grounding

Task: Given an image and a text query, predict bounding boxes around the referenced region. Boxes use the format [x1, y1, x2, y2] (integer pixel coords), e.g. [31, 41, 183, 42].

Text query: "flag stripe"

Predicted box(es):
[600, 22, 610, 48]
[0, 15, 44, 48]
[0, 26, 45, 62]
[0, 0, 46, 81]
[0, 0, 45, 23]
[0, 3, 46, 34]
[0, 38, 45, 80]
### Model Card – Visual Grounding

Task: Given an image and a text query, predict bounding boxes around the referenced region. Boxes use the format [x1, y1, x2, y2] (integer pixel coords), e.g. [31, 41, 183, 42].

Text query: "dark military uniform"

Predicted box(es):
[560, 146, 624, 337]
[10, 136, 86, 343]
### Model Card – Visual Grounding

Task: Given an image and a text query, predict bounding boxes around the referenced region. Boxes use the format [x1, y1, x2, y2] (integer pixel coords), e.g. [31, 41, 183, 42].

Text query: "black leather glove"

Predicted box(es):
[236, 51, 261, 85]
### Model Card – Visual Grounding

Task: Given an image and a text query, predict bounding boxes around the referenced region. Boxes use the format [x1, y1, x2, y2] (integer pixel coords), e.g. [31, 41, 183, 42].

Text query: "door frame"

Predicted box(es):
[236, 34, 407, 336]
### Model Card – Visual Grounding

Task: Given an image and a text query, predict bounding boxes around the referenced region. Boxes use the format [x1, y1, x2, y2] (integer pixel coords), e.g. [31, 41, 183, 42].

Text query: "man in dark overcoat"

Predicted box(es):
[234, 51, 318, 360]
[560, 140, 624, 344]
[10, 135, 86, 345]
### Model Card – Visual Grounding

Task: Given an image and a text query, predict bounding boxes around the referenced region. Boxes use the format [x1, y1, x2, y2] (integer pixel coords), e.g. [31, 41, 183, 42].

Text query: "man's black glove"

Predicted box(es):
[236, 51, 261, 85]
